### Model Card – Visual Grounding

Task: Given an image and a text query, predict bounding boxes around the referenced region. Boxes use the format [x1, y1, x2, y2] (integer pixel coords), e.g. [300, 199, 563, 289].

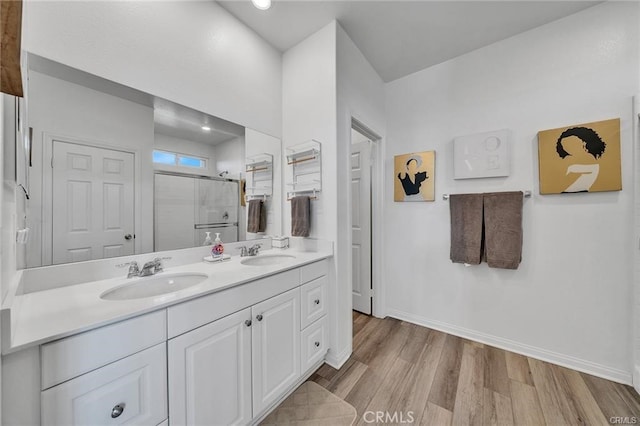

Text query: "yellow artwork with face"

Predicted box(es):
[394, 151, 435, 202]
[537, 118, 621, 194]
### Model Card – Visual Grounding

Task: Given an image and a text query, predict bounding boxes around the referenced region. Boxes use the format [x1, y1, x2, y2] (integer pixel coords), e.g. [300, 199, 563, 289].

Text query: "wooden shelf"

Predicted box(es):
[1, 0, 24, 97]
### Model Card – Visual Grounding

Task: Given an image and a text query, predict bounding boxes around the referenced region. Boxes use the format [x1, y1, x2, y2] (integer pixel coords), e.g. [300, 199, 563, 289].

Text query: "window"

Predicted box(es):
[153, 150, 207, 169]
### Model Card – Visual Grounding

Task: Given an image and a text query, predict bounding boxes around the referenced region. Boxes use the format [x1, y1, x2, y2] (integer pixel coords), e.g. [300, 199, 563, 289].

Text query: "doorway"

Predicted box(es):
[350, 120, 381, 316]
[49, 139, 135, 264]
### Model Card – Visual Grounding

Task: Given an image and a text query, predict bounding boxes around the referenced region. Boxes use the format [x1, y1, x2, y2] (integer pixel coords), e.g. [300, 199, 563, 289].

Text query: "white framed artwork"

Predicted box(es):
[453, 129, 510, 179]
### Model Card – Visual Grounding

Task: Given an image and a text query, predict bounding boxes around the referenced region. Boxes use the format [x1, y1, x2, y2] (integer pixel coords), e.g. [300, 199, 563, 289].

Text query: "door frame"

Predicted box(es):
[41, 133, 140, 265]
[350, 117, 384, 317]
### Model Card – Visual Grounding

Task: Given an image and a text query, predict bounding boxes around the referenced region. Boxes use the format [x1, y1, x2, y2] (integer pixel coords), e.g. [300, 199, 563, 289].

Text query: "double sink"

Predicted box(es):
[100, 254, 297, 301]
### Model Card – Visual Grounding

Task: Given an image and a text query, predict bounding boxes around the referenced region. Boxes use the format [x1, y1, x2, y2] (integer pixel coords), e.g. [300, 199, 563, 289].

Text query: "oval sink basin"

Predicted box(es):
[100, 273, 208, 301]
[240, 254, 296, 266]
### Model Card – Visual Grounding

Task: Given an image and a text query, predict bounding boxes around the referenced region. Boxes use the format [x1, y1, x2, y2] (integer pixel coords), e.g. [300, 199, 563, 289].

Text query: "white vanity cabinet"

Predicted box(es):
[251, 287, 301, 415]
[166, 261, 328, 425]
[167, 288, 301, 425]
[2, 258, 331, 426]
[168, 308, 253, 426]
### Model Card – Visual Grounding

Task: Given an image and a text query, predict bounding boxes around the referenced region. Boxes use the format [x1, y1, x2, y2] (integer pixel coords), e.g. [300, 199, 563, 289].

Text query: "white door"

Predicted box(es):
[252, 288, 300, 415]
[52, 141, 134, 264]
[351, 141, 372, 314]
[168, 308, 253, 426]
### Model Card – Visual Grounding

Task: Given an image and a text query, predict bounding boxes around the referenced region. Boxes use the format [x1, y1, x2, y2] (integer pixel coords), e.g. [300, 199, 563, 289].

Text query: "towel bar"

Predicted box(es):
[244, 194, 269, 202]
[442, 190, 532, 200]
[287, 188, 319, 201]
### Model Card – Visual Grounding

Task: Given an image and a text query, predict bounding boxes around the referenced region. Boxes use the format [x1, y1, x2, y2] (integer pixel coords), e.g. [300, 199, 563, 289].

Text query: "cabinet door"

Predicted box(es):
[168, 308, 252, 426]
[41, 343, 167, 426]
[252, 288, 301, 415]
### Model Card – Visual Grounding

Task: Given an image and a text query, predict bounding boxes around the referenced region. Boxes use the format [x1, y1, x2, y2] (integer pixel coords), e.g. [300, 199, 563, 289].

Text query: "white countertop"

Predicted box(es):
[2, 249, 331, 354]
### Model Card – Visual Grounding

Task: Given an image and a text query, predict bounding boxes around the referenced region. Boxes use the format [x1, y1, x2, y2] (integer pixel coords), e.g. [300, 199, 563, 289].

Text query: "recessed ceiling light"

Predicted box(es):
[251, 0, 271, 10]
[202, 126, 211, 131]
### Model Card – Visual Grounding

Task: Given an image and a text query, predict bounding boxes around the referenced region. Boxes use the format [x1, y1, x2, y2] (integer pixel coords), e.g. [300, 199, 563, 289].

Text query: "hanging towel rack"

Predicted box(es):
[442, 190, 532, 200]
[244, 193, 269, 202]
[287, 188, 319, 201]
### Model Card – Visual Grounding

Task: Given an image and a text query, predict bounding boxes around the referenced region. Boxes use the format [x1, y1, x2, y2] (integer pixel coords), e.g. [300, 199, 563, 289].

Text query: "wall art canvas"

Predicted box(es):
[453, 129, 510, 179]
[537, 118, 621, 194]
[394, 151, 435, 202]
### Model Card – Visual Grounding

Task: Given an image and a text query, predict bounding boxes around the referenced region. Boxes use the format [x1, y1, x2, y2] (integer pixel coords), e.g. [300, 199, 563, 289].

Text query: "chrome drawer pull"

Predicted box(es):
[256, 314, 263, 321]
[315, 341, 320, 347]
[314, 299, 320, 305]
[245, 320, 252, 327]
[111, 403, 125, 418]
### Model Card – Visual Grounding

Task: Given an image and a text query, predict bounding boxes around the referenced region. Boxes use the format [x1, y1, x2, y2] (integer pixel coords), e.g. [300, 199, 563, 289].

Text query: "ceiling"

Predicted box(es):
[154, 98, 244, 146]
[217, 1, 600, 82]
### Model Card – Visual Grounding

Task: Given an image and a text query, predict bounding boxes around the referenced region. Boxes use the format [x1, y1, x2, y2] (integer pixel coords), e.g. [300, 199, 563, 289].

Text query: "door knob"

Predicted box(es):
[256, 314, 263, 321]
[124, 234, 133, 240]
[314, 299, 320, 305]
[315, 341, 320, 347]
[245, 320, 252, 327]
[111, 404, 125, 418]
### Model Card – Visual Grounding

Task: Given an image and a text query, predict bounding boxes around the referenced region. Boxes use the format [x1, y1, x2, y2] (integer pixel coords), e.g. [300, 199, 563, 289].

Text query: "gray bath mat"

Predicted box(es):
[261, 381, 357, 426]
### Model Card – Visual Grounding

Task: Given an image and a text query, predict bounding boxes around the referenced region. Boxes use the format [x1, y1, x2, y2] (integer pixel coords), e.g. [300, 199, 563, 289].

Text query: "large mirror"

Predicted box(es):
[20, 53, 282, 268]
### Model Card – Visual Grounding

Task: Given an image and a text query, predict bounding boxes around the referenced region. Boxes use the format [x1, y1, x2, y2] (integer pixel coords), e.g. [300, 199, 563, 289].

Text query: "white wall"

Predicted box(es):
[22, 1, 282, 138]
[245, 129, 281, 238]
[1, 95, 17, 302]
[634, 7, 640, 393]
[384, 1, 639, 382]
[634, 93, 640, 391]
[214, 135, 246, 241]
[335, 24, 386, 364]
[214, 136, 245, 180]
[26, 71, 155, 265]
[282, 22, 339, 362]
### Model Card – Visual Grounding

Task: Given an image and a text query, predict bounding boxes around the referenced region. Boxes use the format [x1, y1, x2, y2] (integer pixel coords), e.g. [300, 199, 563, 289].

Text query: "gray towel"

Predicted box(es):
[247, 199, 266, 233]
[483, 191, 523, 269]
[291, 196, 310, 237]
[449, 193, 484, 265]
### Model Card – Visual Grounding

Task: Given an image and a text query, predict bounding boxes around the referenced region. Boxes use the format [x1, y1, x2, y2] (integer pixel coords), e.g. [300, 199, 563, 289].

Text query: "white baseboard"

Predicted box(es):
[387, 308, 632, 385]
[325, 346, 351, 370]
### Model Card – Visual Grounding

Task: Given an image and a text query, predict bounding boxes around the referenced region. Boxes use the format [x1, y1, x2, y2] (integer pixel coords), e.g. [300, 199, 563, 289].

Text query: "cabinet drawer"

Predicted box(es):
[41, 310, 167, 390]
[300, 275, 327, 329]
[300, 260, 328, 284]
[168, 269, 299, 338]
[300, 317, 327, 373]
[41, 343, 167, 426]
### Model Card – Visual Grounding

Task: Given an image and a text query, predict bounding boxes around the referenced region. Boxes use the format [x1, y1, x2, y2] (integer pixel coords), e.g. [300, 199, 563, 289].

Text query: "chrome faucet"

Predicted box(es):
[120, 257, 169, 278]
[248, 243, 262, 256]
[236, 243, 262, 257]
[140, 257, 164, 277]
[127, 261, 140, 278]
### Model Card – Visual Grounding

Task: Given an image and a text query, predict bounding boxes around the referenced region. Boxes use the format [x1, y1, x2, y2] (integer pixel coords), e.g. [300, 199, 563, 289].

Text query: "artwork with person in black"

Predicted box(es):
[555, 126, 606, 193]
[397, 156, 428, 200]
[538, 117, 621, 195]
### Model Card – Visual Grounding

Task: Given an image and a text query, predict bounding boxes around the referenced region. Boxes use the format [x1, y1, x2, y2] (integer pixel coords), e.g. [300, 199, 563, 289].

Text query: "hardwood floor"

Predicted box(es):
[309, 312, 640, 425]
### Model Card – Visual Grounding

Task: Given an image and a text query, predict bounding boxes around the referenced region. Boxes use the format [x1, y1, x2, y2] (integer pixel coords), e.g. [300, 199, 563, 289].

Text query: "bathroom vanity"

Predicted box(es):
[1, 247, 332, 425]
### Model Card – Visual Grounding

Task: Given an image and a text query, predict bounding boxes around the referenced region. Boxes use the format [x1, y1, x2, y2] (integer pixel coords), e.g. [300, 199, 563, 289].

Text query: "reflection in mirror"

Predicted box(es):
[22, 53, 281, 268]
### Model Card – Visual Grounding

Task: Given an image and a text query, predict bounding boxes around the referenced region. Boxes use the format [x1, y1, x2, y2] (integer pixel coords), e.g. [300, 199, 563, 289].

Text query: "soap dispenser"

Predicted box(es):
[203, 231, 213, 246]
[212, 232, 224, 258]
